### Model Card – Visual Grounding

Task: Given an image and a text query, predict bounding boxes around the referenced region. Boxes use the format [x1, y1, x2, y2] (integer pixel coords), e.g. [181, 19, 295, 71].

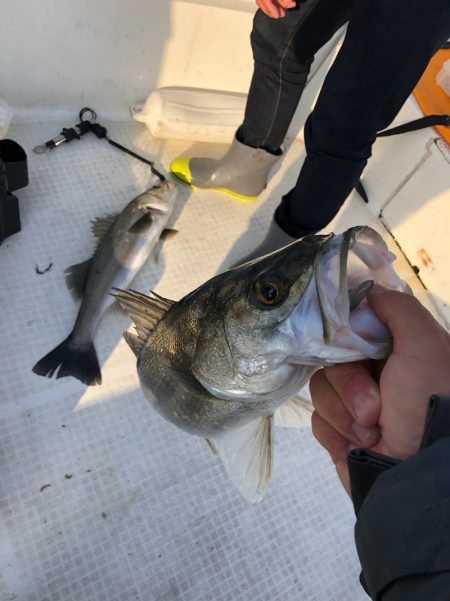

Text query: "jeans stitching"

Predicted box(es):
[260, 0, 322, 148]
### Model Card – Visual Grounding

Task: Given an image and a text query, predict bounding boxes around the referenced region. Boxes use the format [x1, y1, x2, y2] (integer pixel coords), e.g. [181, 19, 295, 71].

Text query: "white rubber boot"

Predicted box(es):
[170, 134, 282, 201]
[231, 218, 297, 267]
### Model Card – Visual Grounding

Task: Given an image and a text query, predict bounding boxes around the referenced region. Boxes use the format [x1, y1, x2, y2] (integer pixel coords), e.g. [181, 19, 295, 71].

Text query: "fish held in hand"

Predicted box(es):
[32, 181, 177, 386]
[115, 226, 410, 502]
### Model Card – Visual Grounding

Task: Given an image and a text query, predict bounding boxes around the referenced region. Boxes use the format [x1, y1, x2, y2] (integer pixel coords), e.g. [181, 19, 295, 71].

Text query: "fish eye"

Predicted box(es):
[254, 277, 286, 307]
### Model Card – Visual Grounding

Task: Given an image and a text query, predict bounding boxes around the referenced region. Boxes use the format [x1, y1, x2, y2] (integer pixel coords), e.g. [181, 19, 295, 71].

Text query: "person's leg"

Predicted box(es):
[171, 0, 352, 199]
[241, 0, 353, 152]
[275, 0, 450, 238]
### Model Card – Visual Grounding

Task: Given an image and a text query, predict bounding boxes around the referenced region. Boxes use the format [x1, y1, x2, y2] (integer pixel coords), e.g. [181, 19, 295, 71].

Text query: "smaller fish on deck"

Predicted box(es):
[32, 180, 177, 386]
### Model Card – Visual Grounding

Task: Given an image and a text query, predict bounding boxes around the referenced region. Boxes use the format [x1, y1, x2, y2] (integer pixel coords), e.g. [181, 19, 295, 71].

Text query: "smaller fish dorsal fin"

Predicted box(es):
[208, 415, 274, 504]
[64, 259, 91, 300]
[274, 393, 313, 428]
[91, 213, 118, 240]
[112, 288, 174, 345]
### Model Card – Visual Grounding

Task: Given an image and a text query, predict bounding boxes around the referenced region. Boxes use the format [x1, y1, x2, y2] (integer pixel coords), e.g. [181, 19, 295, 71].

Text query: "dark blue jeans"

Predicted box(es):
[240, 0, 450, 237]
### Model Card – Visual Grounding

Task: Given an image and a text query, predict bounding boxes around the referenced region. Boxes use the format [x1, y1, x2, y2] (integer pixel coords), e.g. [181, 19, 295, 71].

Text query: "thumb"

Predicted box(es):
[367, 289, 440, 350]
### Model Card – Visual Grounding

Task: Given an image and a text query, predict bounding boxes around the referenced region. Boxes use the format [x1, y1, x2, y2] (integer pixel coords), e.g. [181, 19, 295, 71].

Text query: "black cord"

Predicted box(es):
[79, 107, 166, 183]
[104, 135, 166, 182]
[79, 107, 98, 122]
[377, 114, 450, 137]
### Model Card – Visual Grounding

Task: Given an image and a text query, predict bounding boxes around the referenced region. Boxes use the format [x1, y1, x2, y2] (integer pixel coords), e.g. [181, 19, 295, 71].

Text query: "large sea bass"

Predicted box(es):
[33, 181, 177, 386]
[115, 226, 410, 502]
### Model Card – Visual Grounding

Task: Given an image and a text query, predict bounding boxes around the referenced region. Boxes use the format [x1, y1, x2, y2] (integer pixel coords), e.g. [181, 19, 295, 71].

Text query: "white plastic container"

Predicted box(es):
[132, 86, 248, 144]
[436, 59, 450, 97]
[0, 98, 12, 139]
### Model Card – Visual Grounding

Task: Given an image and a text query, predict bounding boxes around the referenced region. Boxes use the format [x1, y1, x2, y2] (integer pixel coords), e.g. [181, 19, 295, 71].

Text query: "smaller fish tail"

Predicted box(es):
[32, 334, 102, 386]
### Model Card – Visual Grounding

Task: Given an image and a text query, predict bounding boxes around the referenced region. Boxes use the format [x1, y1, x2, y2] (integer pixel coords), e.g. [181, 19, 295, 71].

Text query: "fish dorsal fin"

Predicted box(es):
[123, 331, 144, 357]
[274, 393, 313, 428]
[112, 288, 174, 342]
[91, 213, 118, 240]
[64, 259, 91, 300]
[208, 415, 274, 504]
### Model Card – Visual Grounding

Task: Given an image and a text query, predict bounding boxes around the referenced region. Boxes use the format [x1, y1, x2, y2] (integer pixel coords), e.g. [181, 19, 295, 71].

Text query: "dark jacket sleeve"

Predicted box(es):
[348, 395, 450, 601]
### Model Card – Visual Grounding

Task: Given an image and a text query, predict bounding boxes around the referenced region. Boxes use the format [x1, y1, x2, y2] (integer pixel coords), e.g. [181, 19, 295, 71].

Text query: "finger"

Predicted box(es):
[321, 362, 381, 428]
[255, 0, 283, 18]
[310, 369, 350, 432]
[312, 410, 352, 496]
[311, 411, 352, 463]
[310, 371, 380, 448]
[335, 459, 351, 497]
[368, 289, 448, 356]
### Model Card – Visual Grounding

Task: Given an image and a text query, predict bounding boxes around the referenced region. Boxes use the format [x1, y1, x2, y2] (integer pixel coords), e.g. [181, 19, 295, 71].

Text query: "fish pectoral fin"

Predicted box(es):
[152, 228, 179, 264]
[209, 415, 274, 504]
[64, 259, 91, 300]
[91, 213, 118, 240]
[128, 213, 153, 234]
[112, 288, 174, 342]
[160, 227, 178, 241]
[152, 238, 165, 264]
[274, 393, 313, 428]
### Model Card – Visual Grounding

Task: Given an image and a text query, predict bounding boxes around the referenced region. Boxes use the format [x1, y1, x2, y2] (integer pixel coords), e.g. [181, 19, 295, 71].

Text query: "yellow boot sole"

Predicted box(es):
[170, 157, 257, 203]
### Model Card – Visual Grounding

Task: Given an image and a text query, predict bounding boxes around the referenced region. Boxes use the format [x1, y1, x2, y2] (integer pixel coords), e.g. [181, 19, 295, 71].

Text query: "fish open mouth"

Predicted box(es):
[313, 226, 410, 360]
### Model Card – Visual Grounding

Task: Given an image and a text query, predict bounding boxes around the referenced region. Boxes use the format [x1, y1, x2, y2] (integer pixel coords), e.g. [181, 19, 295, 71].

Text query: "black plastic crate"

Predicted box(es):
[0, 140, 28, 244]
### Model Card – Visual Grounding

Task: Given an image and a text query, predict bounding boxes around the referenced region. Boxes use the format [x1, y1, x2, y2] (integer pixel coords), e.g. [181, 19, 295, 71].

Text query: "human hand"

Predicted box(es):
[310, 289, 450, 494]
[256, 0, 297, 19]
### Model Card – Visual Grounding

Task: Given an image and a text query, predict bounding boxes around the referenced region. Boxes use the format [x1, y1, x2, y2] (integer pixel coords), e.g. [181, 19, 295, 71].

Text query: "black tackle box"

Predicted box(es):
[0, 139, 28, 244]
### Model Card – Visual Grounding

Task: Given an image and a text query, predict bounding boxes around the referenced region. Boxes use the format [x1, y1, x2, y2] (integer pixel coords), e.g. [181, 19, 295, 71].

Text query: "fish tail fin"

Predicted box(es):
[32, 334, 102, 386]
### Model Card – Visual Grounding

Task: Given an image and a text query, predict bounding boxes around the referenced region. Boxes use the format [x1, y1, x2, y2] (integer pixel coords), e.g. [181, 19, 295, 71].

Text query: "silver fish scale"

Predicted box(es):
[137, 285, 286, 437]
